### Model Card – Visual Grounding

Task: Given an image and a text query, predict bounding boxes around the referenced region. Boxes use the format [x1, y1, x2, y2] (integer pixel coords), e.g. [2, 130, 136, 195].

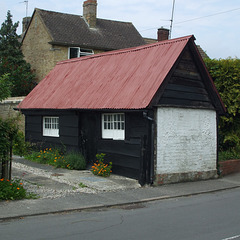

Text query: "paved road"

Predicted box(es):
[1, 188, 240, 240]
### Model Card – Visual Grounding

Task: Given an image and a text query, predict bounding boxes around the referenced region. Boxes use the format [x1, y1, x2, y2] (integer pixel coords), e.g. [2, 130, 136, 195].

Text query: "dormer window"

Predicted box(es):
[68, 47, 94, 59]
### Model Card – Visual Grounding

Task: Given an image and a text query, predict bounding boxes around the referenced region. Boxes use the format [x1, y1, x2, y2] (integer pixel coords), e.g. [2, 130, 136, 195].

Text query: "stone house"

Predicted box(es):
[21, 0, 146, 82]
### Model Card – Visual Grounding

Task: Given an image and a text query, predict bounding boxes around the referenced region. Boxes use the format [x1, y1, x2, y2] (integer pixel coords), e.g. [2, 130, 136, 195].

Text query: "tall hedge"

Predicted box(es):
[204, 58, 240, 151]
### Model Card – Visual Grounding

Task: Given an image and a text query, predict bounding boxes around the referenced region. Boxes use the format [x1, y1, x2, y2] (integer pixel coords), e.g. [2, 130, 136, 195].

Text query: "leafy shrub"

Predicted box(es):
[64, 152, 86, 170]
[0, 178, 35, 200]
[25, 148, 86, 170]
[13, 130, 32, 156]
[25, 148, 64, 166]
[91, 153, 112, 177]
[219, 150, 240, 162]
[204, 57, 240, 152]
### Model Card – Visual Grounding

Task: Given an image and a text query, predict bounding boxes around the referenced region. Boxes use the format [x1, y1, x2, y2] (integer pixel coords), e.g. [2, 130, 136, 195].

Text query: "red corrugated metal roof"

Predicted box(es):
[19, 35, 193, 110]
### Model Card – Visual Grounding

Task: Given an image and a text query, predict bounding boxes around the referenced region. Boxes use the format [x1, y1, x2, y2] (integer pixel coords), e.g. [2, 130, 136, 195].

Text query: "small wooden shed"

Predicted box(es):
[18, 35, 225, 185]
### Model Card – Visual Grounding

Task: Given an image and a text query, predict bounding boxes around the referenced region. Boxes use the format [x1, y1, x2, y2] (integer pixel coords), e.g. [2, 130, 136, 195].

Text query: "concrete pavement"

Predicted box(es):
[0, 156, 240, 221]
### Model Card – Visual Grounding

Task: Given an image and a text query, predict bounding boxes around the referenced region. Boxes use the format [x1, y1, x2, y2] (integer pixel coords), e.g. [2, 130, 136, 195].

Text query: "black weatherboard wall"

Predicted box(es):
[158, 46, 214, 109]
[24, 110, 152, 183]
[80, 111, 151, 182]
[24, 110, 80, 151]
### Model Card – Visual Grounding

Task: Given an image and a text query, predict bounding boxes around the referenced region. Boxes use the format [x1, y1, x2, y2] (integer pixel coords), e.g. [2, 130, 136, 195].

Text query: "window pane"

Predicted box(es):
[69, 48, 79, 59]
[102, 113, 125, 140]
[43, 117, 59, 137]
[80, 48, 93, 57]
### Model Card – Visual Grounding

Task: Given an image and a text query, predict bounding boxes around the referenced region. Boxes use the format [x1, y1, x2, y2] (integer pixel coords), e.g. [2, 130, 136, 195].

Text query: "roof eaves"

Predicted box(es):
[48, 41, 115, 51]
[21, 9, 36, 43]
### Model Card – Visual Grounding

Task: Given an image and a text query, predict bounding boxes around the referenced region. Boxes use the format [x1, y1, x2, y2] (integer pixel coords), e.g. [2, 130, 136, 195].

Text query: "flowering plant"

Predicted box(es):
[91, 153, 112, 177]
[0, 178, 28, 200]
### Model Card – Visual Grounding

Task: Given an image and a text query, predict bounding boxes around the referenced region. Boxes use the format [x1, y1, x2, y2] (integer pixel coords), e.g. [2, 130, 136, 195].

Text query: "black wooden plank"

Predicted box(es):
[61, 115, 78, 128]
[26, 115, 42, 124]
[158, 97, 214, 108]
[169, 76, 205, 88]
[26, 132, 42, 140]
[173, 69, 201, 81]
[112, 165, 139, 179]
[98, 139, 141, 157]
[161, 89, 211, 102]
[60, 127, 79, 137]
[103, 153, 140, 170]
[60, 136, 79, 146]
[177, 60, 198, 73]
[165, 83, 208, 95]
[25, 123, 41, 132]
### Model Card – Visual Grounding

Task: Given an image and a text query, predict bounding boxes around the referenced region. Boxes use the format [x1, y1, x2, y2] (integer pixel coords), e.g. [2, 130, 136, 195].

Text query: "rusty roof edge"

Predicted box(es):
[57, 35, 194, 66]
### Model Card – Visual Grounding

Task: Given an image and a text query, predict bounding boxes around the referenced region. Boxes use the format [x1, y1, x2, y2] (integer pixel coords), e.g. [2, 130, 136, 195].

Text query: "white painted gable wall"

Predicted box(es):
[156, 107, 217, 175]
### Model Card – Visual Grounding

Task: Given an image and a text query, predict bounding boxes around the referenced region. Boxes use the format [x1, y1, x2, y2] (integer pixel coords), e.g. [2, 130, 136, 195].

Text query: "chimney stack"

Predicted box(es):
[157, 27, 169, 41]
[83, 0, 97, 28]
[22, 17, 31, 34]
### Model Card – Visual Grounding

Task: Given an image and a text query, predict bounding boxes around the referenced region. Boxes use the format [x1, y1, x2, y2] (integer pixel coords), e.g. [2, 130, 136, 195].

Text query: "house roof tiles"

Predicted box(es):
[34, 8, 146, 50]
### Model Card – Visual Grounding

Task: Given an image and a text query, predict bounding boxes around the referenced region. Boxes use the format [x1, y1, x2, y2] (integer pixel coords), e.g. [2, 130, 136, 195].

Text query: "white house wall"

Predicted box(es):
[155, 107, 217, 184]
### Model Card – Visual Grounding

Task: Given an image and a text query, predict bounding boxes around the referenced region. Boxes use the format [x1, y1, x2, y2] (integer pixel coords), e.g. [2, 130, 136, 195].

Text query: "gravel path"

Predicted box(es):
[12, 161, 140, 199]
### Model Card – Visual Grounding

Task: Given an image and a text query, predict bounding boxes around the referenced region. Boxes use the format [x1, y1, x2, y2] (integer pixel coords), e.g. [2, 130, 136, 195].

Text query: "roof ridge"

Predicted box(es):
[36, 8, 133, 24]
[57, 35, 194, 66]
[36, 8, 82, 17]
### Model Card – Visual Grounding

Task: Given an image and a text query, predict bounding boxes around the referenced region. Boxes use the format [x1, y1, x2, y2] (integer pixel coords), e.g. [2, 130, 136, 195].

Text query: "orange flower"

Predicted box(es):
[17, 187, 20, 190]
[20, 183, 23, 185]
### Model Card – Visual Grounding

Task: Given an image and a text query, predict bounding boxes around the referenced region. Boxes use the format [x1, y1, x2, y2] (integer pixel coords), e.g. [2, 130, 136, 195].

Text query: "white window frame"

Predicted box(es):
[102, 113, 125, 140]
[43, 117, 59, 137]
[68, 47, 94, 59]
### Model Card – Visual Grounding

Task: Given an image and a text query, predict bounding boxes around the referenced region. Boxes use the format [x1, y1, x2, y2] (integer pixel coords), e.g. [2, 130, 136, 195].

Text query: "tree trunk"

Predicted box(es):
[2, 158, 9, 180]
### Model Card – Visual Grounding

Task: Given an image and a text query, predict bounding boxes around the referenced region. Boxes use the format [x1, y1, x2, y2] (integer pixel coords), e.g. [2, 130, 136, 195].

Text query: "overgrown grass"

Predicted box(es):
[25, 148, 86, 170]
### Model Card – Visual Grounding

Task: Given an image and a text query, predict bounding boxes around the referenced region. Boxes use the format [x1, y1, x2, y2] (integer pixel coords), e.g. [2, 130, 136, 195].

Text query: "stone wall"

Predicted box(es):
[0, 97, 25, 132]
[155, 107, 217, 184]
[21, 10, 105, 83]
[21, 11, 61, 82]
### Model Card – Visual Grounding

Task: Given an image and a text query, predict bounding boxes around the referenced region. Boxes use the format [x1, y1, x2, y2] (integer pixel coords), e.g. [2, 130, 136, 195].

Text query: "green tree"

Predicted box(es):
[0, 10, 36, 96]
[0, 73, 11, 101]
[205, 57, 240, 151]
[0, 71, 14, 180]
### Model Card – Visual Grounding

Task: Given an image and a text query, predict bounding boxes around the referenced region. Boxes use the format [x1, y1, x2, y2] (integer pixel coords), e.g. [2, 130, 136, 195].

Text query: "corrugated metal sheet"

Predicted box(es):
[19, 35, 193, 110]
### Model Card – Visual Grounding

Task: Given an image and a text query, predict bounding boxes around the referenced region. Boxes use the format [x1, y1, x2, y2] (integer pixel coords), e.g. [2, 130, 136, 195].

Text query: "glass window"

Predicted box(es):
[102, 113, 125, 140]
[68, 47, 94, 59]
[43, 117, 59, 137]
